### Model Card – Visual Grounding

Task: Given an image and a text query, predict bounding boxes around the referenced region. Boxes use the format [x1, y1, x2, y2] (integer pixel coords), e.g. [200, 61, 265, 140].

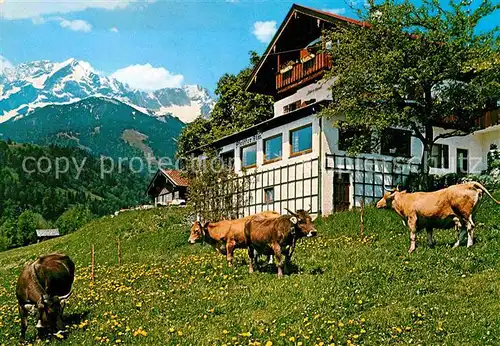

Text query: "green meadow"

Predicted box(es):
[0, 193, 499, 345]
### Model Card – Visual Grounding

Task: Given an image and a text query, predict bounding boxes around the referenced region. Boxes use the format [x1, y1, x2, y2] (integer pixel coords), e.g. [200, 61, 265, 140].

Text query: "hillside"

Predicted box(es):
[0, 97, 184, 159]
[0, 194, 499, 345]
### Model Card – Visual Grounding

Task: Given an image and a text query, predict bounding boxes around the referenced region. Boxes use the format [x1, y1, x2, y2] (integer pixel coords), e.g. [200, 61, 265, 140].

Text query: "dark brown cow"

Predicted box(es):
[376, 182, 500, 253]
[16, 253, 75, 342]
[188, 211, 280, 267]
[244, 208, 317, 277]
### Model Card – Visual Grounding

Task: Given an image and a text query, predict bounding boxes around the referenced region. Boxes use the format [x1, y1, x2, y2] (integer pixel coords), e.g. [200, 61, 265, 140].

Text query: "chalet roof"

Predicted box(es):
[188, 100, 329, 155]
[36, 229, 60, 238]
[146, 169, 189, 196]
[245, 4, 366, 95]
[161, 169, 190, 187]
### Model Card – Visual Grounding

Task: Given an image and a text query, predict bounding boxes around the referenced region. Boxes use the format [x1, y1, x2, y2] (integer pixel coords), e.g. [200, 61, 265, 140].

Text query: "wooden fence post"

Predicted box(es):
[117, 238, 121, 266]
[91, 244, 95, 282]
[360, 198, 365, 240]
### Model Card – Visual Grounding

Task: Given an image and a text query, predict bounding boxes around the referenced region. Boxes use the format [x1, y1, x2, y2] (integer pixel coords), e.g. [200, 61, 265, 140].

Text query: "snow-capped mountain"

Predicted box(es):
[0, 58, 215, 123]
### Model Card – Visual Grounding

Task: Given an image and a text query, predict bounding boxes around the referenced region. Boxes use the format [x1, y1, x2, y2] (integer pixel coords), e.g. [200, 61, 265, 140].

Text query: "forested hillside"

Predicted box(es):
[0, 141, 149, 250]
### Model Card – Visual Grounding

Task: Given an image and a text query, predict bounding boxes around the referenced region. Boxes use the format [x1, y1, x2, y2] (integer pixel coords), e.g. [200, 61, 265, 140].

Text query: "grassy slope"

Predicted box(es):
[0, 195, 499, 346]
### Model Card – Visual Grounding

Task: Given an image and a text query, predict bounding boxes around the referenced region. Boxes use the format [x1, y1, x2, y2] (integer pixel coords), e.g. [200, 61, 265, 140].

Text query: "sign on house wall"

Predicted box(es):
[236, 133, 262, 147]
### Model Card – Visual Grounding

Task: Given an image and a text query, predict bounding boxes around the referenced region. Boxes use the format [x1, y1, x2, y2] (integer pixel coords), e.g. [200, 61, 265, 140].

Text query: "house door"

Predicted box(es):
[456, 149, 469, 174]
[333, 173, 350, 212]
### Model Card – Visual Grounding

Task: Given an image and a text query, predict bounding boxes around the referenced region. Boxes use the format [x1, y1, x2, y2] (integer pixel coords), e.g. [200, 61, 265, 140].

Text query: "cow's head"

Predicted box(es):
[376, 186, 404, 209]
[285, 208, 317, 238]
[33, 292, 71, 332]
[188, 221, 207, 244]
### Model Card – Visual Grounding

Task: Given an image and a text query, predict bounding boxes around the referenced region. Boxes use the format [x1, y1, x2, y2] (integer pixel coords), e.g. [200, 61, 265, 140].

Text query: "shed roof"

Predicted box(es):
[36, 229, 60, 237]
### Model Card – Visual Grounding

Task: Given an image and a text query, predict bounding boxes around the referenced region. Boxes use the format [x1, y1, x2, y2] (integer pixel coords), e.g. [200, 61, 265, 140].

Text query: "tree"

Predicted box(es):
[17, 211, 50, 246]
[56, 205, 94, 235]
[177, 52, 274, 156]
[320, 0, 500, 188]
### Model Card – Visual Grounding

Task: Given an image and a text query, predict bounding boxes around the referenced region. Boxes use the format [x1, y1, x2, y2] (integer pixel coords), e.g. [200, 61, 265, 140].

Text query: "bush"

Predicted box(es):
[405, 173, 466, 192]
[0, 235, 9, 252]
[487, 146, 500, 172]
[56, 205, 94, 235]
[17, 211, 50, 246]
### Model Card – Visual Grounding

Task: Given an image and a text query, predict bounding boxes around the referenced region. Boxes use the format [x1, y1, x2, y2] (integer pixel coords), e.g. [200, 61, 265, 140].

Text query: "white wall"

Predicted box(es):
[273, 79, 335, 118]
[411, 127, 492, 175]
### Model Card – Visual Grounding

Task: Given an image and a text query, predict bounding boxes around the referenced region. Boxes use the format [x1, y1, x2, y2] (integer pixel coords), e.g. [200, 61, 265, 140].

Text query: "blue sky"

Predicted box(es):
[0, 0, 498, 94]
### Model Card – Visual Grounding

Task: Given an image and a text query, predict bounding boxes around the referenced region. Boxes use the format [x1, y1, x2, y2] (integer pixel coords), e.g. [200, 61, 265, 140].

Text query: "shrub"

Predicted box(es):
[17, 211, 50, 246]
[56, 205, 94, 235]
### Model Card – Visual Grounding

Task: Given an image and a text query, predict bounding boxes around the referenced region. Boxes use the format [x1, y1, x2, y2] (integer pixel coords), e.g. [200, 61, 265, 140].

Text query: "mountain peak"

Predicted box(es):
[0, 58, 214, 124]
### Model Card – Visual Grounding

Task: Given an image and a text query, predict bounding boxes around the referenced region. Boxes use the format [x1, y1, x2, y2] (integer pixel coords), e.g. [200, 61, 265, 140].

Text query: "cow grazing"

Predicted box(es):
[188, 211, 280, 267]
[376, 182, 500, 253]
[16, 253, 75, 342]
[244, 208, 317, 277]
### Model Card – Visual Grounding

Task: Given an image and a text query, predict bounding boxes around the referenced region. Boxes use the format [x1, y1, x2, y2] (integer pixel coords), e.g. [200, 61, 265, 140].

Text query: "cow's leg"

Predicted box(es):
[18, 304, 28, 343]
[226, 240, 235, 268]
[408, 215, 418, 253]
[247, 246, 255, 274]
[426, 227, 435, 248]
[466, 215, 475, 248]
[452, 216, 463, 249]
[272, 243, 284, 278]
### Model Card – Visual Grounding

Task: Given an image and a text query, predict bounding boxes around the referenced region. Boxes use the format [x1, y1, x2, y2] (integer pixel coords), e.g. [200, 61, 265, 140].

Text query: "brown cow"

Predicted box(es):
[244, 208, 317, 278]
[376, 182, 500, 253]
[16, 253, 75, 342]
[188, 211, 279, 267]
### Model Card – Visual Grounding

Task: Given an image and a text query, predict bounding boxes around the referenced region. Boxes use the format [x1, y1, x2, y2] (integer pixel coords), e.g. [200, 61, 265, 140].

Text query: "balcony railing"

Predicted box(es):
[275, 53, 332, 93]
[475, 109, 499, 129]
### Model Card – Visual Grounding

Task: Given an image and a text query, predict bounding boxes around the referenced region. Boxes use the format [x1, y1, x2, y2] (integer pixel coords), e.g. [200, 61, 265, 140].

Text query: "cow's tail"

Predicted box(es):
[471, 182, 500, 205]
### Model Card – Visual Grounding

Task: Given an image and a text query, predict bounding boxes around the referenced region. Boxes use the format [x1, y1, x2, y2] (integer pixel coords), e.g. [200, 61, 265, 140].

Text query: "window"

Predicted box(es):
[264, 135, 282, 163]
[290, 124, 313, 156]
[264, 188, 274, 204]
[338, 125, 371, 153]
[241, 143, 257, 168]
[380, 129, 411, 157]
[456, 148, 469, 174]
[431, 144, 450, 169]
[220, 150, 235, 169]
[283, 100, 301, 114]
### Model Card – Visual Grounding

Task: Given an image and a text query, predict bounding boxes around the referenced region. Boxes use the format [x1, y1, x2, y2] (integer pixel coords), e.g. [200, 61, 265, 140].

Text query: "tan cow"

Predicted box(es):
[376, 182, 500, 253]
[244, 209, 317, 277]
[188, 211, 280, 267]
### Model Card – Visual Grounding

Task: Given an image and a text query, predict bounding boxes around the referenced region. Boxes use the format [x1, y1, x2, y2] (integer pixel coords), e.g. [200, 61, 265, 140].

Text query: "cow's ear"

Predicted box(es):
[290, 216, 298, 224]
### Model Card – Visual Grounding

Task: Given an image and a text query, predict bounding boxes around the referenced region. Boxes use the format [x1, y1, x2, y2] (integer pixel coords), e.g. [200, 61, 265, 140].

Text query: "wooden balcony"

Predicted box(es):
[475, 109, 500, 129]
[275, 53, 332, 94]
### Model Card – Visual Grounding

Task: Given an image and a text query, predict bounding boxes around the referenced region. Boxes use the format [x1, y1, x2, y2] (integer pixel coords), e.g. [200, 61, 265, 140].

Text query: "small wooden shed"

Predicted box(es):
[36, 229, 60, 243]
[146, 169, 189, 206]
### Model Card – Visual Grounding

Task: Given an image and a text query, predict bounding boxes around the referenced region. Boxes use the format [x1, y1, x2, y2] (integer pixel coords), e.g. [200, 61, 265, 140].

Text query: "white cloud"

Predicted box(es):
[110, 27, 119, 33]
[0, 56, 14, 73]
[111, 64, 184, 91]
[322, 8, 347, 15]
[0, 0, 136, 20]
[32, 16, 93, 33]
[59, 18, 93, 32]
[252, 21, 277, 43]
